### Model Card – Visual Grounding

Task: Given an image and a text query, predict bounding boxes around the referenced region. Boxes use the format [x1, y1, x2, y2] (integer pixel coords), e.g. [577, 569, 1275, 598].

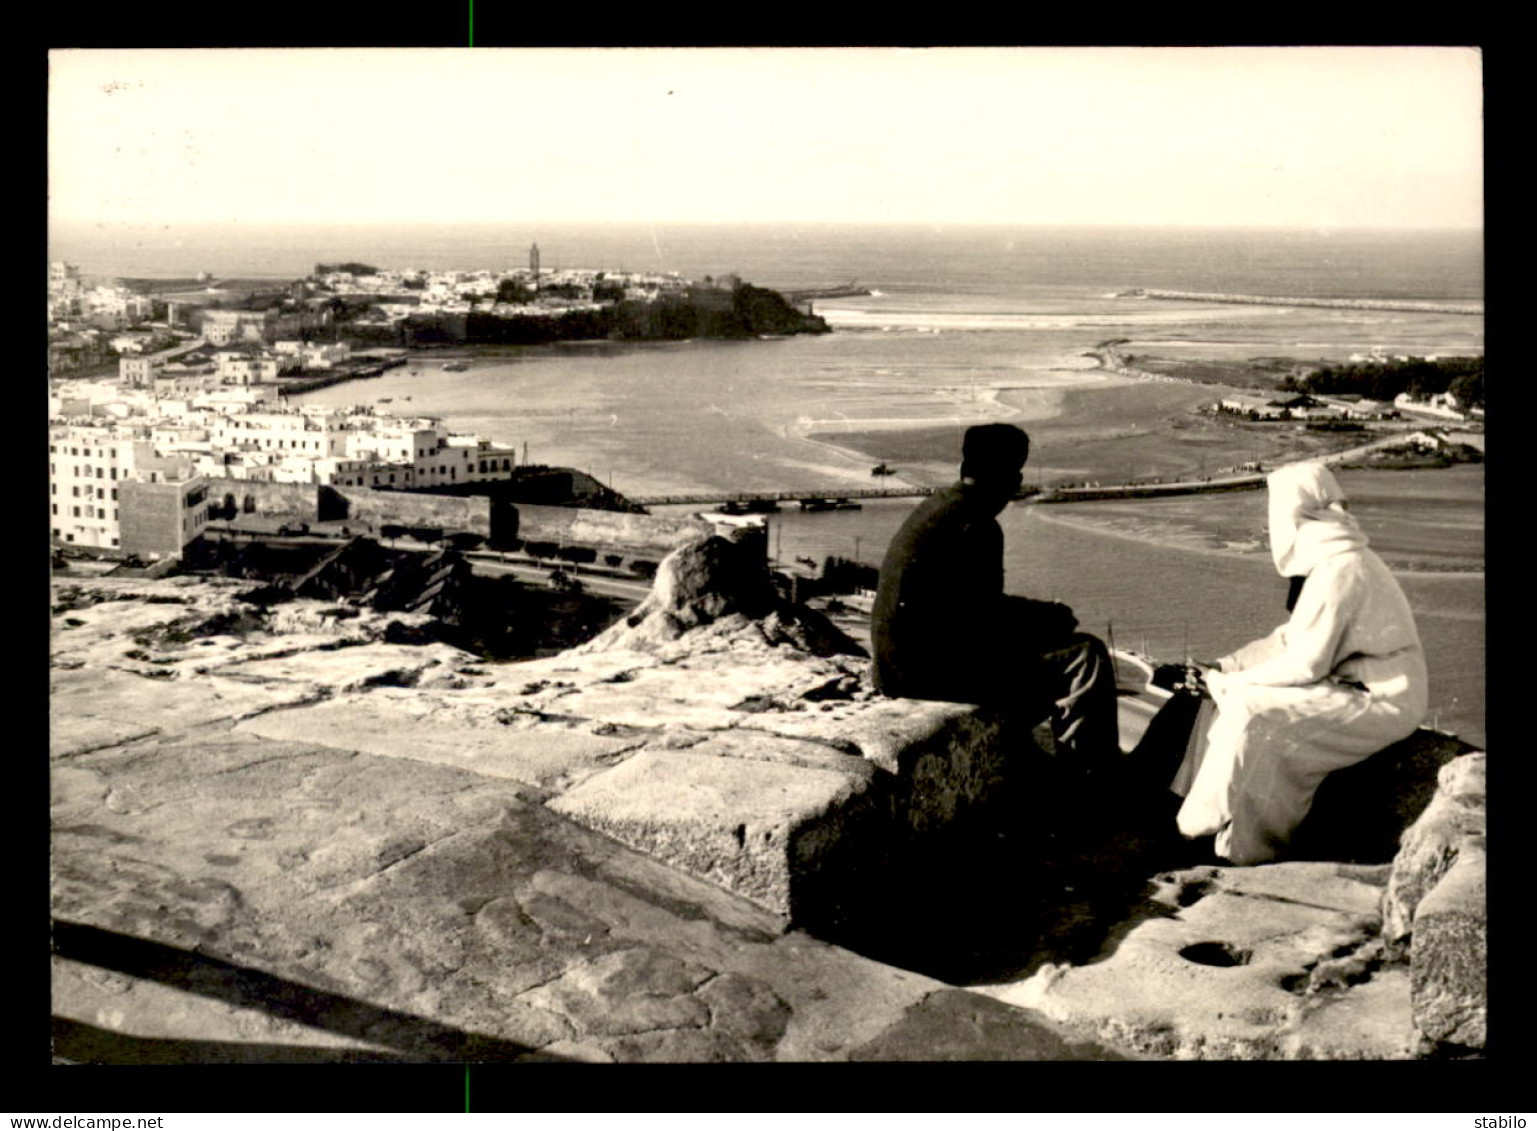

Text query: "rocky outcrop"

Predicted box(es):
[1409, 838, 1487, 1049]
[575, 533, 865, 659]
[1381, 754, 1487, 942]
[1381, 754, 1488, 1050]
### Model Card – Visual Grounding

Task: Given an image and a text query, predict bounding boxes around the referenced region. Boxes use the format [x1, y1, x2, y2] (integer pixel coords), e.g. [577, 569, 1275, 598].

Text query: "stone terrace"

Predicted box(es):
[49, 543, 1486, 1062]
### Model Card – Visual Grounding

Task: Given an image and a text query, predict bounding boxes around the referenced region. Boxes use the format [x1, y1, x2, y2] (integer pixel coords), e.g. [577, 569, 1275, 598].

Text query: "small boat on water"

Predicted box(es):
[871, 463, 895, 477]
[442, 361, 469, 372]
[718, 499, 781, 516]
[799, 497, 864, 512]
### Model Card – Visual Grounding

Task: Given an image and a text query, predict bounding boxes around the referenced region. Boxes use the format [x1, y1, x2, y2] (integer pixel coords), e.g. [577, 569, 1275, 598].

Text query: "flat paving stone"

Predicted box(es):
[549, 748, 880, 917]
[234, 692, 641, 791]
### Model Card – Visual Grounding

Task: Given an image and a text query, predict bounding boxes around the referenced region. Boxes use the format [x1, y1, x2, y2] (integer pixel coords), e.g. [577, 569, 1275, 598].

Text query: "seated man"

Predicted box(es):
[870, 423, 1120, 772]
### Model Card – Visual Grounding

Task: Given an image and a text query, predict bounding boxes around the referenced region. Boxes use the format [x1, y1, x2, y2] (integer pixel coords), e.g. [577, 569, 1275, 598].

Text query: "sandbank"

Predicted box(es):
[1026, 504, 1267, 562]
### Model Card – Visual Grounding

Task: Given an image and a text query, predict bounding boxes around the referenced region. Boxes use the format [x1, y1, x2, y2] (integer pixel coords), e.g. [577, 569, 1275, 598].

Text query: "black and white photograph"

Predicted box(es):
[46, 44, 1487, 1085]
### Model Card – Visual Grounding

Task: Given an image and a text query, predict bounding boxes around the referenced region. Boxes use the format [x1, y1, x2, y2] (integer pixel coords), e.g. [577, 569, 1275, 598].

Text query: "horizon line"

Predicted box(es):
[49, 217, 1485, 233]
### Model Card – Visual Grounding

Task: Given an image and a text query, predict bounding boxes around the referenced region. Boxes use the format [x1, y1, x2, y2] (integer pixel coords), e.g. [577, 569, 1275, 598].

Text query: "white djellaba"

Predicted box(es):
[1171, 460, 1429, 864]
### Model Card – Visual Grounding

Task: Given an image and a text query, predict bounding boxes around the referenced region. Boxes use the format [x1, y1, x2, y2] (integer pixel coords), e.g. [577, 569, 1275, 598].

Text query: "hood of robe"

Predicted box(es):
[1267, 461, 1368, 578]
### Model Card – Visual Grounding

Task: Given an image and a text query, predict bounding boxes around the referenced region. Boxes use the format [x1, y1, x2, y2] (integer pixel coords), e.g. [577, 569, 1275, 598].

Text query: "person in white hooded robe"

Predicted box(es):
[1170, 460, 1429, 865]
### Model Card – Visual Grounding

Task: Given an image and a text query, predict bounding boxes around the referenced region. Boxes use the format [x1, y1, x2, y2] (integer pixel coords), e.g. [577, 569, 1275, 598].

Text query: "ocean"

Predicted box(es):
[49, 221, 1486, 743]
[48, 220, 1484, 301]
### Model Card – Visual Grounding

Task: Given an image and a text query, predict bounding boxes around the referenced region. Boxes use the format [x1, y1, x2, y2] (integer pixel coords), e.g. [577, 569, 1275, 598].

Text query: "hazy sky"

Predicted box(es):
[49, 47, 1483, 229]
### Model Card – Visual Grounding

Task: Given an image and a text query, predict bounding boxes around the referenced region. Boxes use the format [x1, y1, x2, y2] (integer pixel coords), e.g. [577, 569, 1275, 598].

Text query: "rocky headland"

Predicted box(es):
[50, 534, 1486, 1062]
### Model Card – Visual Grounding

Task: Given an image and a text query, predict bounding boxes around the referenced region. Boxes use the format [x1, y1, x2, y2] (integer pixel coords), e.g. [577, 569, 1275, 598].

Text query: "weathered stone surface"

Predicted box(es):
[548, 748, 881, 917]
[981, 863, 1419, 1060]
[52, 572, 1481, 1063]
[1382, 753, 1487, 943]
[696, 971, 793, 1056]
[517, 947, 714, 1035]
[849, 988, 1128, 1061]
[1281, 967, 1418, 1061]
[51, 723, 991, 1062]
[577, 534, 863, 658]
[656, 730, 881, 782]
[1410, 838, 1487, 1048]
[235, 691, 641, 792]
[202, 642, 473, 692]
[761, 696, 984, 774]
[51, 667, 322, 756]
[49, 580, 485, 760]
[548, 648, 862, 732]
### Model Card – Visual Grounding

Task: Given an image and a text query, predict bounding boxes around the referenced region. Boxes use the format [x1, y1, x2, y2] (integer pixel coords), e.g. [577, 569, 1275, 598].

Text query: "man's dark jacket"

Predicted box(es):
[871, 481, 1070, 705]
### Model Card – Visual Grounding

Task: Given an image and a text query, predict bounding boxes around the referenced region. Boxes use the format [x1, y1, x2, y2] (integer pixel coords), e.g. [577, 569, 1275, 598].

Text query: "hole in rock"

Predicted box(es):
[1178, 941, 1252, 967]
[1278, 970, 1313, 994]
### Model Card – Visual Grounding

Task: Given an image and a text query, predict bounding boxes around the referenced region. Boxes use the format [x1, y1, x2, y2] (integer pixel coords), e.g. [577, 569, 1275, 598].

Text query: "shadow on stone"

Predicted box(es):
[51, 1016, 412, 1065]
[798, 752, 1203, 987]
[52, 919, 555, 1063]
[1291, 729, 1478, 863]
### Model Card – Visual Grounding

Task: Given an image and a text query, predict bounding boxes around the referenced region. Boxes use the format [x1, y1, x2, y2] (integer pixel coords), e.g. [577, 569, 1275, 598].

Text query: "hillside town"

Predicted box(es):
[45, 253, 741, 561]
[48, 256, 1483, 567]
[48, 251, 703, 369]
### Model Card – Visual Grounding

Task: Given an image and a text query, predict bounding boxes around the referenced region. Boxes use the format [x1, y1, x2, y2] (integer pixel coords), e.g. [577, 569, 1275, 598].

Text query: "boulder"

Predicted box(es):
[1381, 753, 1486, 943]
[1409, 837, 1487, 1049]
[576, 535, 865, 658]
[1293, 729, 1477, 863]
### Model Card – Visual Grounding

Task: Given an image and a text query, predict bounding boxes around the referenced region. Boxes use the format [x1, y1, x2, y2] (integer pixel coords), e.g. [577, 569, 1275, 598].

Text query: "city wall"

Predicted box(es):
[220, 481, 324, 520]
[511, 503, 714, 557]
[335, 487, 494, 537]
[211, 480, 713, 559]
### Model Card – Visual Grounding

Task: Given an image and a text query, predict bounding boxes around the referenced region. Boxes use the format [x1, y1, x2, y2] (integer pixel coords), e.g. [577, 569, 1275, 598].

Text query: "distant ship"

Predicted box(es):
[442, 361, 469, 372]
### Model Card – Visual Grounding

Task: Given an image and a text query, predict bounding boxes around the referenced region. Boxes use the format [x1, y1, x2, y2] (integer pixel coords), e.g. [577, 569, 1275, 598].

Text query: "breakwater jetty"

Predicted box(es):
[781, 281, 872, 302]
[632, 478, 1276, 510]
[274, 355, 408, 394]
[1036, 475, 1265, 503]
[631, 485, 943, 508]
[1118, 289, 1482, 316]
[1085, 341, 1196, 385]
